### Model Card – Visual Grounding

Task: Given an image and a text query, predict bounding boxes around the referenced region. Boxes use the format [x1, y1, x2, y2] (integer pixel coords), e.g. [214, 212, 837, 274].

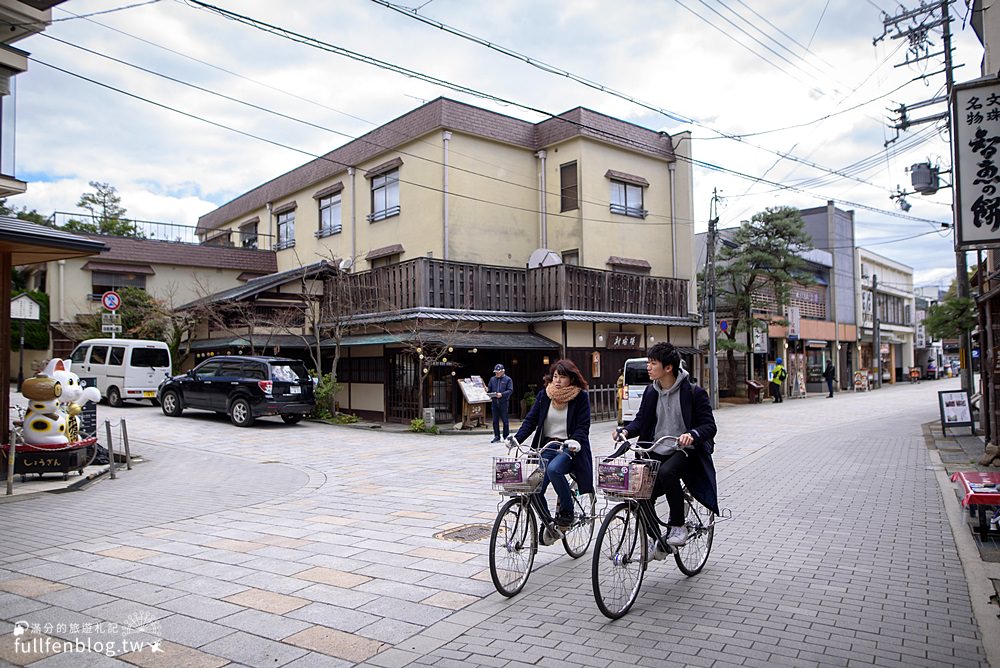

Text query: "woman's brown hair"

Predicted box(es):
[543, 359, 589, 390]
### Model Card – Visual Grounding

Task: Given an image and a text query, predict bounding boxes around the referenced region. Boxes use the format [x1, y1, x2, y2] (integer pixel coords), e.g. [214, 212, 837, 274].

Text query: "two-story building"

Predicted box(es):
[857, 247, 916, 384]
[193, 97, 701, 422]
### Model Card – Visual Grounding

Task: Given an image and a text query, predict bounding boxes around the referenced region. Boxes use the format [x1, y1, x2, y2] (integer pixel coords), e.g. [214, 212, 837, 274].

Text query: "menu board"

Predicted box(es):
[457, 376, 491, 403]
[938, 390, 975, 435]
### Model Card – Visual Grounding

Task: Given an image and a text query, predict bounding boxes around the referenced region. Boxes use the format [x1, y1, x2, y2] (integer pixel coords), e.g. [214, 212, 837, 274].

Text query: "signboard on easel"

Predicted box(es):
[938, 389, 975, 435]
[457, 376, 491, 428]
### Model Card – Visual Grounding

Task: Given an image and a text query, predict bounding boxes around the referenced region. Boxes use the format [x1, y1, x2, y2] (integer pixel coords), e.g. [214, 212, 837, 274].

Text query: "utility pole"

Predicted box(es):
[873, 274, 882, 389]
[878, 0, 972, 393]
[707, 189, 720, 410]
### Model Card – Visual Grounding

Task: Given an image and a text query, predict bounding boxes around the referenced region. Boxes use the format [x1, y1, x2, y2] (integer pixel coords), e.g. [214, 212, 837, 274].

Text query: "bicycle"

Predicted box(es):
[591, 434, 719, 619]
[489, 439, 597, 597]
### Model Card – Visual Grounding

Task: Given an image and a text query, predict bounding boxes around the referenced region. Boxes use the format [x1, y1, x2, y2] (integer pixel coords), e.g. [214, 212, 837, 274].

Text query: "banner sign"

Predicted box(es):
[786, 306, 800, 340]
[953, 78, 1000, 250]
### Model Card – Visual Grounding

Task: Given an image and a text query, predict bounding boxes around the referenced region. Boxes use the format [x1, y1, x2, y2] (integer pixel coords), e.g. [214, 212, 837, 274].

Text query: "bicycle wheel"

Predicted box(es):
[562, 485, 596, 558]
[592, 501, 647, 619]
[674, 493, 715, 576]
[489, 497, 537, 597]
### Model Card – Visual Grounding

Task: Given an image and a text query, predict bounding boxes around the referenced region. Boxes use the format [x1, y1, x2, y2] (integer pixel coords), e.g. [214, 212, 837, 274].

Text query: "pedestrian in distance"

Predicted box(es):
[488, 363, 513, 443]
[509, 359, 593, 533]
[770, 357, 787, 403]
[823, 360, 835, 398]
[613, 342, 719, 560]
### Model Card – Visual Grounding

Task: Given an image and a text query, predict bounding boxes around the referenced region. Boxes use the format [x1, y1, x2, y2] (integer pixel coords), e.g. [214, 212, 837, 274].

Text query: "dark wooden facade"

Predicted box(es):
[330, 257, 689, 319]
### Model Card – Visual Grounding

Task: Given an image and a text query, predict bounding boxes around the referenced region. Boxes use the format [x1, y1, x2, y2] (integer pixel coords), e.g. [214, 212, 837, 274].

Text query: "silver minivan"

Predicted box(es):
[69, 338, 172, 407]
[621, 357, 651, 422]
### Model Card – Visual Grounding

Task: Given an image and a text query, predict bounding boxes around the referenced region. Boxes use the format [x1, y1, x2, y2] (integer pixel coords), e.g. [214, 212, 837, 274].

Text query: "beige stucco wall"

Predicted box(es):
[534, 321, 562, 347]
[44, 258, 250, 326]
[566, 321, 593, 348]
[346, 383, 384, 412]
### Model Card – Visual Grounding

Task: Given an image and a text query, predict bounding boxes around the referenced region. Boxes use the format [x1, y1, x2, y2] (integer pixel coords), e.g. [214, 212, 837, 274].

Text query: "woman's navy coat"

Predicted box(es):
[622, 378, 719, 515]
[514, 390, 594, 494]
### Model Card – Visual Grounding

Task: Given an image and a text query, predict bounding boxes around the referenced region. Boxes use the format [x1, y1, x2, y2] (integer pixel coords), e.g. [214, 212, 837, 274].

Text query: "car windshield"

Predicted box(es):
[270, 363, 309, 382]
[132, 348, 170, 368]
[624, 362, 649, 386]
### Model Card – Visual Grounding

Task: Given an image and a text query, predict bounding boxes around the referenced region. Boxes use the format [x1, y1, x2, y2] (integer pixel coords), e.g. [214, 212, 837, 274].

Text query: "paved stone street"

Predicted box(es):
[0, 380, 990, 667]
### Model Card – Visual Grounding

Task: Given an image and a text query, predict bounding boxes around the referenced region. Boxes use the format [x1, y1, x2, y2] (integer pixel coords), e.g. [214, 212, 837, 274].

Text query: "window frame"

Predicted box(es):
[276, 210, 296, 250]
[560, 161, 578, 212]
[609, 179, 646, 218]
[317, 192, 343, 238]
[369, 168, 401, 223]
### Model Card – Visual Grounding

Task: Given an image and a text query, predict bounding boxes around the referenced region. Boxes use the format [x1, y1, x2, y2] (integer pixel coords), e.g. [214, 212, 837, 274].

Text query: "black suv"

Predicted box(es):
[158, 356, 315, 427]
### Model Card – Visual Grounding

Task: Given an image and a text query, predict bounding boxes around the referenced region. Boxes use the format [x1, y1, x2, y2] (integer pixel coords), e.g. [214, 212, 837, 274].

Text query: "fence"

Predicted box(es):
[588, 385, 620, 423]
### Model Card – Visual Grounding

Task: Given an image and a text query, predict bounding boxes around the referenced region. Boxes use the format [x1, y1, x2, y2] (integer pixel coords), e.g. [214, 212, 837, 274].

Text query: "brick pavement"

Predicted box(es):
[0, 380, 989, 667]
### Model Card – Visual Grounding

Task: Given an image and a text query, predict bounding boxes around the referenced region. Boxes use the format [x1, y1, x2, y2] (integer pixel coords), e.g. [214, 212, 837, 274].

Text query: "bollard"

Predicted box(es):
[5, 434, 15, 496]
[105, 419, 116, 480]
[120, 419, 132, 471]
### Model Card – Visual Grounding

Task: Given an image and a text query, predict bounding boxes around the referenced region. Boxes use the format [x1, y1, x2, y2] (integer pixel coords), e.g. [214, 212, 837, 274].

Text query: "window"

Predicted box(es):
[610, 180, 645, 218]
[369, 168, 400, 222]
[370, 254, 401, 268]
[91, 271, 146, 299]
[318, 193, 342, 237]
[70, 346, 89, 364]
[242, 363, 267, 380]
[89, 346, 109, 364]
[560, 162, 578, 212]
[562, 249, 579, 265]
[109, 347, 125, 366]
[195, 361, 223, 379]
[240, 220, 259, 249]
[131, 348, 169, 368]
[276, 210, 295, 250]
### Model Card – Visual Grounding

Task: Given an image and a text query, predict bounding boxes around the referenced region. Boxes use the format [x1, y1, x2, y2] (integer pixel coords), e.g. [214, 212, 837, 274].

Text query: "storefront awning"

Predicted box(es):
[335, 331, 560, 350]
[805, 340, 829, 348]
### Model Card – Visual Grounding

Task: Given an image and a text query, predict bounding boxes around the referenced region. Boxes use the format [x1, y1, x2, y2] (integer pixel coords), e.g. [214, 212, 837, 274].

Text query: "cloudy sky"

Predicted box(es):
[12, 0, 983, 288]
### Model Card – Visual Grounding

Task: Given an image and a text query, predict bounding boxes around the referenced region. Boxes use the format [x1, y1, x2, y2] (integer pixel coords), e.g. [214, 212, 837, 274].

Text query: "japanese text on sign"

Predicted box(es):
[953, 80, 1000, 249]
[607, 333, 642, 350]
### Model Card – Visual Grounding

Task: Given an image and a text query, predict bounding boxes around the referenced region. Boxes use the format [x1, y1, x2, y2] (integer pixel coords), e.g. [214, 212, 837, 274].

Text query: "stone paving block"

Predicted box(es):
[216, 608, 311, 640]
[356, 616, 423, 644]
[23, 648, 125, 667]
[239, 556, 313, 576]
[287, 602, 380, 633]
[0, 631, 60, 665]
[284, 625, 387, 663]
[171, 576, 248, 598]
[0, 576, 66, 598]
[179, 560, 257, 582]
[0, 591, 58, 618]
[155, 613, 235, 648]
[203, 538, 267, 553]
[222, 588, 308, 615]
[294, 566, 372, 588]
[200, 630, 307, 667]
[293, 583, 379, 609]
[104, 582, 185, 606]
[158, 594, 245, 622]
[82, 599, 172, 627]
[358, 597, 453, 626]
[419, 591, 478, 610]
[118, 639, 228, 668]
[13, 562, 90, 583]
[283, 651, 354, 668]
[96, 547, 161, 562]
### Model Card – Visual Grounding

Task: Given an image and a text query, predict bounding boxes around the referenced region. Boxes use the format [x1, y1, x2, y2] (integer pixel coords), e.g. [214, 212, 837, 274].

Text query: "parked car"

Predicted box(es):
[158, 356, 314, 427]
[69, 338, 172, 407]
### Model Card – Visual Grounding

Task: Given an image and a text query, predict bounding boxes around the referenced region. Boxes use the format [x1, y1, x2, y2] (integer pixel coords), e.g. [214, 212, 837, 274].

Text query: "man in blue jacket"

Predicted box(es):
[615, 342, 718, 559]
[487, 363, 513, 443]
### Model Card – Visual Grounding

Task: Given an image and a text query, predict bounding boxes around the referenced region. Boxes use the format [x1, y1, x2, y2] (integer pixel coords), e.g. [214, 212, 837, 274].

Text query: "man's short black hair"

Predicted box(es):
[647, 341, 681, 371]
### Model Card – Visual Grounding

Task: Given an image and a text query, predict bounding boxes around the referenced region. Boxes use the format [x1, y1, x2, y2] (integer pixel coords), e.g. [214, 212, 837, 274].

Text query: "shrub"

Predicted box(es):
[311, 372, 341, 420]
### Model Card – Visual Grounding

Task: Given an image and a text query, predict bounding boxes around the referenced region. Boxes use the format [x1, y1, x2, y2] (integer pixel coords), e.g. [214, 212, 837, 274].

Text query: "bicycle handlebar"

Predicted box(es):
[610, 433, 689, 459]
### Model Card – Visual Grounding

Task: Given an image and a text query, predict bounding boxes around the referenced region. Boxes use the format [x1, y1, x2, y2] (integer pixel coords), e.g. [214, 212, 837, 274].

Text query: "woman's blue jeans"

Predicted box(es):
[536, 448, 574, 521]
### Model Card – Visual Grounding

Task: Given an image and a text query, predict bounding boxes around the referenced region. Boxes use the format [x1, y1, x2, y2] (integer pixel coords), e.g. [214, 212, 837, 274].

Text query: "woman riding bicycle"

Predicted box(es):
[511, 359, 593, 531]
[613, 342, 718, 557]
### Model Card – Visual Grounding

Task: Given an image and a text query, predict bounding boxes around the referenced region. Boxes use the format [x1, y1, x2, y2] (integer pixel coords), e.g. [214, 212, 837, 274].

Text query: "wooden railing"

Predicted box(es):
[337, 257, 688, 319]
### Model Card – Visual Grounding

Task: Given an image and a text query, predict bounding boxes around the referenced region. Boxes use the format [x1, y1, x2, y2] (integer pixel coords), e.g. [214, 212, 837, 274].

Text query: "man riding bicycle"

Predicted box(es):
[613, 342, 719, 559]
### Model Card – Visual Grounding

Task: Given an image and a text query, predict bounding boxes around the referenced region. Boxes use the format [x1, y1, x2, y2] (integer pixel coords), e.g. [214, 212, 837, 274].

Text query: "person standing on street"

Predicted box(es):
[488, 363, 513, 443]
[823, 360, 836, 398]
[770, 357, 786, 403]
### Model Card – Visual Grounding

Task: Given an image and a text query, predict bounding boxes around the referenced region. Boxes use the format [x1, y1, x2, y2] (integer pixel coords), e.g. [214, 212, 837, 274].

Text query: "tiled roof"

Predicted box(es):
[79, 234, 276, 273]
[198, 97, 677, 234]
[178, 259, 333, 310]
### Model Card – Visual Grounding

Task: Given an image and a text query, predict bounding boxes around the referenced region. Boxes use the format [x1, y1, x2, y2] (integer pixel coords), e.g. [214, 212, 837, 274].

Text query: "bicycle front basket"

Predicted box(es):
[595, 457, 660, 499]
[492, 455, 546, 494]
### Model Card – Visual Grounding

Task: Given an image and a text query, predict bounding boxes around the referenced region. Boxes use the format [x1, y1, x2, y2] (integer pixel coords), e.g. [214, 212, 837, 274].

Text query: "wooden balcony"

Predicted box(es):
[336, 257, 689, 320]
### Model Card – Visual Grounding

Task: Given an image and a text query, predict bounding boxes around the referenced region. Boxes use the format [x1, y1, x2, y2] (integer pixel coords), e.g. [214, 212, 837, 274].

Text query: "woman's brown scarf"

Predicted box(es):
[546, 383, 581, 409]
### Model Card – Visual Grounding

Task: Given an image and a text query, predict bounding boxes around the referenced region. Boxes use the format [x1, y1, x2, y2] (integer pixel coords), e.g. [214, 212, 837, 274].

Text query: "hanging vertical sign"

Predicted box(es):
[786, 306, 801, 340]
[953, 78, 1000, 250]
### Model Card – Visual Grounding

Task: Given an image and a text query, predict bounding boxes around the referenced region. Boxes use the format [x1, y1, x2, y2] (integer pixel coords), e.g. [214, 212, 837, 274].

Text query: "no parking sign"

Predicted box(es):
[101, 291, 121, 311]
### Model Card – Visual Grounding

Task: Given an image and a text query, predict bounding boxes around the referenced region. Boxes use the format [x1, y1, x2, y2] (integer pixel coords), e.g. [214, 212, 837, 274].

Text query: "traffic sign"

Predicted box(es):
[719, 320, 728, 332]
[101, 324, 123, 334]
[101, 291, 122, 311]
[101, 312, 120, 324]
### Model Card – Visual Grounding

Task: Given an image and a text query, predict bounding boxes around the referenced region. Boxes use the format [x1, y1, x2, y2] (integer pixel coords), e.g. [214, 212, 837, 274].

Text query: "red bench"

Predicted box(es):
[951, 471, 1000, 539]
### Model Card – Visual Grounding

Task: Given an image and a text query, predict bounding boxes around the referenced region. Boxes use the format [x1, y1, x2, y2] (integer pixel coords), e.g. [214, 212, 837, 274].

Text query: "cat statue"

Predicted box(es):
[21, 358, 101, 446]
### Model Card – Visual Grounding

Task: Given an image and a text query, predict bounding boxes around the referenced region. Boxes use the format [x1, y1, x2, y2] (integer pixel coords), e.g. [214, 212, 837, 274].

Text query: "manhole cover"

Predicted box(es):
[435, 524, 491, 543]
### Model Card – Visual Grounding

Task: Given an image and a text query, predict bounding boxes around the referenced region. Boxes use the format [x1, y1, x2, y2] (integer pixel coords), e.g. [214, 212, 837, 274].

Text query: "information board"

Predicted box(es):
[938, 389, 976, 435]
[457, 376, 492, 404]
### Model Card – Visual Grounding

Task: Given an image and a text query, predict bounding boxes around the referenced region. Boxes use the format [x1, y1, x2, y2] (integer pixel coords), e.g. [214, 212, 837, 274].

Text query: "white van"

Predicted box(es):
[68, 338, 172, 407]
[621, 357, 651, 422]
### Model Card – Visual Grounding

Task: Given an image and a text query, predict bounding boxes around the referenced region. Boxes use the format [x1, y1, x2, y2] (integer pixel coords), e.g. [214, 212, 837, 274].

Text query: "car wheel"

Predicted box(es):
[107, 386, 124, 408]
[281, 414, 302, 425]
[230, 398, 254, 427]
[161, 390, 183, 417]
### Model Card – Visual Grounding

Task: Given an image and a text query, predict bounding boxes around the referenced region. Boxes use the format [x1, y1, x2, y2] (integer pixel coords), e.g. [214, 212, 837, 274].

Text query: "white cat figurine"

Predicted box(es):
[21, 359, 101, 446]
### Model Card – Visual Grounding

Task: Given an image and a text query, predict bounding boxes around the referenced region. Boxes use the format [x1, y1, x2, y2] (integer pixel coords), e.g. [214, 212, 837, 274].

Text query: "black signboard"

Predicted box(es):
[78, 377, 98, 441]
[938, 389, 976, 435]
